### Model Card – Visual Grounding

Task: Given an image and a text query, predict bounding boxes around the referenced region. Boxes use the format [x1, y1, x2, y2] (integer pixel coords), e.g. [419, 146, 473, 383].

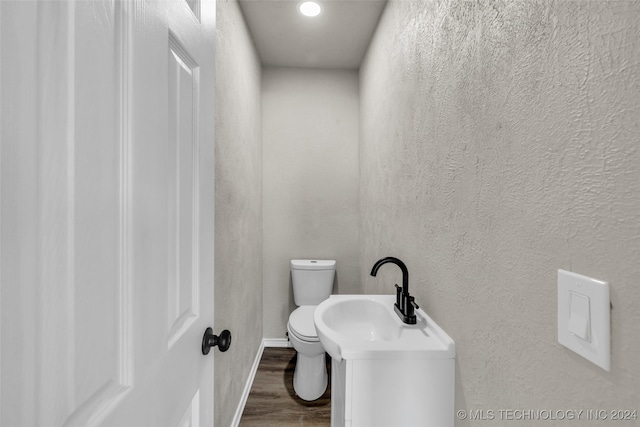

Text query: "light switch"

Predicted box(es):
[568, 291, 590, 341]
[558, 269, 610, 371]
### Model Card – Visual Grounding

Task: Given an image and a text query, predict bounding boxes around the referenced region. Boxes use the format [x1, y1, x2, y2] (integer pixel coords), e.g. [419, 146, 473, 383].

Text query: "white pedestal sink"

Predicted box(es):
[314, 295, 455, 427]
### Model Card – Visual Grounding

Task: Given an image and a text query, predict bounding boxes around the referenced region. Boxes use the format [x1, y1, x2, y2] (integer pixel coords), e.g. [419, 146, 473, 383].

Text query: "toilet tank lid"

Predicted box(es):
[290, 259, 336, 271]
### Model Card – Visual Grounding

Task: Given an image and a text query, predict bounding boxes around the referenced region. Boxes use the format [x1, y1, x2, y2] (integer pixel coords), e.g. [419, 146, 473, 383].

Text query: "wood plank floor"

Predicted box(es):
[239, 347, 331, 426]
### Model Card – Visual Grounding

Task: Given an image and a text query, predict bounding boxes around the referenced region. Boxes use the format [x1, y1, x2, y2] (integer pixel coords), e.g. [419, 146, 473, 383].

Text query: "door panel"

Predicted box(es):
[0, 0, 216, 426]
[167, 35, 200, 347]
[177, 391, 201, 427]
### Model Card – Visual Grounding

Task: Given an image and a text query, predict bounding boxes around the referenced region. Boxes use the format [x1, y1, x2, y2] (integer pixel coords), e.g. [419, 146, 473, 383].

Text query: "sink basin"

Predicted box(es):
[314, 294, 455, 361]
[320, 297, 401, 342]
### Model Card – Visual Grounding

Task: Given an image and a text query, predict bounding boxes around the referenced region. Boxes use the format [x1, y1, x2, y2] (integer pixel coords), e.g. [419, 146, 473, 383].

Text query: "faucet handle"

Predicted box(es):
[409, 296, 419, 310]
[394, 284, 402, 307]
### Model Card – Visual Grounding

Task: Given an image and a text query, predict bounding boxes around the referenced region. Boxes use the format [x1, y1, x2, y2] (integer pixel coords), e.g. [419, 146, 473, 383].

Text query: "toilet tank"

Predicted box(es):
[291, 259, 336, 306]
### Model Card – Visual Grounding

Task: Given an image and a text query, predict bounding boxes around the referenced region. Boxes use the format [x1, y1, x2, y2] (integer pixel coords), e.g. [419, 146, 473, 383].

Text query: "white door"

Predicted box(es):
[0, 1, 217, 426]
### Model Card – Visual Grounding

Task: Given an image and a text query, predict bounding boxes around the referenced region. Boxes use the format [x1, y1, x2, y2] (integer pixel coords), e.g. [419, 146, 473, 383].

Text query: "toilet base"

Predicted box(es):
[293, 351, 328, 401]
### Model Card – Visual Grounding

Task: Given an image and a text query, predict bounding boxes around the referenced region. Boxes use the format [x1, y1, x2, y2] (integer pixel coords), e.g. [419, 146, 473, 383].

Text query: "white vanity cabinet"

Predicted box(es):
[330, 356, 455, 427]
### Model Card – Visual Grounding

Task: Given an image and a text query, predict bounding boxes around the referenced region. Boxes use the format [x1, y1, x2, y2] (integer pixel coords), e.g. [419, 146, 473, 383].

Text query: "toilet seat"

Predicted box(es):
[288, 306, 319, 342]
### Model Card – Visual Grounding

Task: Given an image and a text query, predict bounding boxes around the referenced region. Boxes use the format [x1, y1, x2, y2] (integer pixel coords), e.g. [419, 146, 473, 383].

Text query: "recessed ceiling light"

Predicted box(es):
[298, 1, 322, 17]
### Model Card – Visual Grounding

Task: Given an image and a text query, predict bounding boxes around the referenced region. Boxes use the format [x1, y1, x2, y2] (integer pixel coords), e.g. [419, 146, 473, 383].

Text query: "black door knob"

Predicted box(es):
[202, 327, 231, 355]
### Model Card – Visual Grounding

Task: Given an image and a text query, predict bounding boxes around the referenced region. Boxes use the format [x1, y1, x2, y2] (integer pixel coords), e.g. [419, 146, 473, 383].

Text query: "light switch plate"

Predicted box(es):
[558, 269, 610, 371]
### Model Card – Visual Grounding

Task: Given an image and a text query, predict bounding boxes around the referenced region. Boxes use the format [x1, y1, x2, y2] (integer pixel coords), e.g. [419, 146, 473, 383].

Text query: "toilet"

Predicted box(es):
[287, 259, 336, 401]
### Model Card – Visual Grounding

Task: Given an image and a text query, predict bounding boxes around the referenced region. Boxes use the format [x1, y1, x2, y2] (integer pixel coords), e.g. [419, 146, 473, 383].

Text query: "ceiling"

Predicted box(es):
[238, 0, 387, 69]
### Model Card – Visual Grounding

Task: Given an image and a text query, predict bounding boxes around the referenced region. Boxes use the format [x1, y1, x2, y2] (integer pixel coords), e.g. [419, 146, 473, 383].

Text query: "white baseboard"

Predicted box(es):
[230, 339, 265, 427]
[263, 338, 293, 348]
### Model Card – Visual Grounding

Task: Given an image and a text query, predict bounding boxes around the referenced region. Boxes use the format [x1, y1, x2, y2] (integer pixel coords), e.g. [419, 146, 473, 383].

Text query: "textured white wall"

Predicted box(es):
[360, 1, 640, 424]
[262, 67, 359, 339]
[214, 1, 262, 425]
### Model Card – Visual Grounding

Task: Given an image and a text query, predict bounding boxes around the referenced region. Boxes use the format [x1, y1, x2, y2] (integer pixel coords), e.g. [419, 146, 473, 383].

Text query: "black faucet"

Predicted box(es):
[370, 257, 419, 324]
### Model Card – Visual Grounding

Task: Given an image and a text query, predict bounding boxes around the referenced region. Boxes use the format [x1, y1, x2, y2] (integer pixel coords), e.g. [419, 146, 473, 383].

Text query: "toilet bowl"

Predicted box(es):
[287, 259, 335, 401]
[287, 306, 327, 401]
